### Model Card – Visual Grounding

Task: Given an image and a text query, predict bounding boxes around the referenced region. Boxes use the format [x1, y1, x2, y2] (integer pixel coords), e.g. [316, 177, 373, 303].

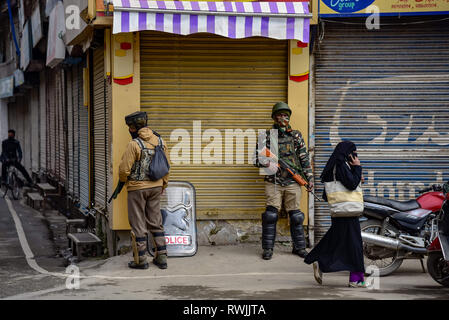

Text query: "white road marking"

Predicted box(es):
[4, 196, 310, 283]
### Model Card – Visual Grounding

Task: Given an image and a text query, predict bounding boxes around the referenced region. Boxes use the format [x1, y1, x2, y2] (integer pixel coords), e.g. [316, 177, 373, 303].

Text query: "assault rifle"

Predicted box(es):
[260, 147, 321, 202]
[108, 181, 125, 203]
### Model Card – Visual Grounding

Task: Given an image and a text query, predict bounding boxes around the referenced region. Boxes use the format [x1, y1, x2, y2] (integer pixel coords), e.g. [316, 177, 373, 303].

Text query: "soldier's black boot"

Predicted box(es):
[262, 206, 278, 260]
[128, 256, 149, 269]
[289, 210, 308, 258]
[153, 253, 168, 269]
[262, 249, 273, 260]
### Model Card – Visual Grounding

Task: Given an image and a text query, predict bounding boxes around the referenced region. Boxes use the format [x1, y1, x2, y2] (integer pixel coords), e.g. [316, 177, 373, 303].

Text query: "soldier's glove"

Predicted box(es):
[306, 181, 314, 192]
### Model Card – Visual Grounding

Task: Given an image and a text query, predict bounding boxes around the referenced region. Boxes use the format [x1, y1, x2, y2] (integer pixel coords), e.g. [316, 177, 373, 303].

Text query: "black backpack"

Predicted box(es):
[148, 130, 170, 181]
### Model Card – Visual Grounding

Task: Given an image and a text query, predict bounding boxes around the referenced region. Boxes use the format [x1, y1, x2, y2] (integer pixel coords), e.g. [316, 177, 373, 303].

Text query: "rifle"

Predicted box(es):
[260, 147, 321, 202]
[108, 181, 125, 203]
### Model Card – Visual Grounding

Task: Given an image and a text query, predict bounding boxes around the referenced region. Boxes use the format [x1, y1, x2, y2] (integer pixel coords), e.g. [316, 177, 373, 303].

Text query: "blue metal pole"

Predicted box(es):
[7, 0, 21, 58]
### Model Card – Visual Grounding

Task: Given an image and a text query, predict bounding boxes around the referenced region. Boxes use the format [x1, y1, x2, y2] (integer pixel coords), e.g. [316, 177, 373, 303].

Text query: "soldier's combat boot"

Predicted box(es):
[153, 253, 168, 269]
[262, 249, 273, 260]
[128, 232, 149, 269]
[289, 210, 308, 258]
[128, 255, 149, 269]
[261, 206, 278, 260]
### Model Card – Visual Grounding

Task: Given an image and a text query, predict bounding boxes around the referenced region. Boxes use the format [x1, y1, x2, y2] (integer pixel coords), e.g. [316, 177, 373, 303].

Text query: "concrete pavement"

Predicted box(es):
[1, 195, 449, 300]
[5, 243, 449, 300]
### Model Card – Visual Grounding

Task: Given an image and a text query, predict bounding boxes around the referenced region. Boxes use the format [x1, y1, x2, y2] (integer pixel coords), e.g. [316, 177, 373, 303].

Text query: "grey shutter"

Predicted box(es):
[313, 18, 449, 242]
[67, 68, 74, 196]
[92, 48, 109, 211]
[39, 71, 47, 172]
[79, 64, 90, 209]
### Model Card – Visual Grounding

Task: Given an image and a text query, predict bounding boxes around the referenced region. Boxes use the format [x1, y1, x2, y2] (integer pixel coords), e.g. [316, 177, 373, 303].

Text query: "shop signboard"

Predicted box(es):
[20, 21, 31, 70]
[31, 5, 43, 48]
[0, 76, 14, 98]
[46, 2, 66, 68]
[13, 69, 24, 87]
[319, 0, 449, 16]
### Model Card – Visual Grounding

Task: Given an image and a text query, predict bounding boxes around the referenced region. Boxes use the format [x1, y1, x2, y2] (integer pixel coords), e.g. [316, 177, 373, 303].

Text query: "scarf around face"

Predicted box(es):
[273, 119, 292, 134]
[320, 140, 357, 182]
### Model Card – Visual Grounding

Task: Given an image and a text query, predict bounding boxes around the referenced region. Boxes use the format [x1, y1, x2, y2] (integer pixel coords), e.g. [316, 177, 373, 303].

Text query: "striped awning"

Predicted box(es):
[112, 0, 311, 41]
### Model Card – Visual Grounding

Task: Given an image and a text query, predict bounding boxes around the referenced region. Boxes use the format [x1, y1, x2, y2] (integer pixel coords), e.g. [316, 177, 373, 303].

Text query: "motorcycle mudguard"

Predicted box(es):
[428, 237, 441, 252]
[440, 234, 449, 261]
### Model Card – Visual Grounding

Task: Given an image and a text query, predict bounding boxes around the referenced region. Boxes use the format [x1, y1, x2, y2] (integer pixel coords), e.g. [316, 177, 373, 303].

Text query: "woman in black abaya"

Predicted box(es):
[304, 141, 366, 288]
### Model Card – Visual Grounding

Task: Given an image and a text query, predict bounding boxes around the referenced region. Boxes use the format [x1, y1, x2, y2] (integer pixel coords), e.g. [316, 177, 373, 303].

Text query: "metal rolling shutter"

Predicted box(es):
[106, 62, 112, 213]
[57, 68, 66, 184]
[313, 18, 449, 241]
[73, 66, 80, 200]
[47, 69, 57, 178]
[30, 88, 39, 174]
[39, 71, 47, 172]
[79, 65, 90, 209]
[140, 32, 288, 217]
[55, 68, 61, 180]
[19, 96, 31, 173]
[67, 68, 74, 196]
[92, 48, 111, 211]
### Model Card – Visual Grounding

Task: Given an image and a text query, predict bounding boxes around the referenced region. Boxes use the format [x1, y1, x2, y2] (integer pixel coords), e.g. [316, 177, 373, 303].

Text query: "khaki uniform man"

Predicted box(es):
[255, 102, 314, 260]
[118, 111, 170, 269]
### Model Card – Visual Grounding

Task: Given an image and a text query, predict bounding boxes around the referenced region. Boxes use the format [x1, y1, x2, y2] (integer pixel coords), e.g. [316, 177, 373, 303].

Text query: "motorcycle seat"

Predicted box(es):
[363, 195, 420, 212]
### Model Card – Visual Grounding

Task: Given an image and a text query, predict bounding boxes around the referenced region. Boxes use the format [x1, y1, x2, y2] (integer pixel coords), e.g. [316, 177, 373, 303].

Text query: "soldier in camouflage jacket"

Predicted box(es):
[254, 102, 314, 260]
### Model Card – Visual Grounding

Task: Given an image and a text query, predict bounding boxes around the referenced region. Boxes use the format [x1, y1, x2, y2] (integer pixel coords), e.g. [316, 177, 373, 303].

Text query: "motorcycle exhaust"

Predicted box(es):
[361, 232, 427, 254]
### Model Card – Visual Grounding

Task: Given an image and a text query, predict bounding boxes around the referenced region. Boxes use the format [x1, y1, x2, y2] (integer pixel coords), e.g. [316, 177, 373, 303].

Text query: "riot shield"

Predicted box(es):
[148, 181, 197, 257]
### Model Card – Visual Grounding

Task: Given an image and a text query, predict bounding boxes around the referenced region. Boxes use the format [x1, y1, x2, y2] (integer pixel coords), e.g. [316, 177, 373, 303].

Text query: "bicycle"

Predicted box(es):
[2, 163, 22, 200]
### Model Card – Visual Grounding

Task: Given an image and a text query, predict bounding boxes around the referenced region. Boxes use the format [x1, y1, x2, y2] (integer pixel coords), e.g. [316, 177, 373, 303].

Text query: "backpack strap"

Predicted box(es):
[133, 138, 147, 150]
[152, 130, 164, 148]
[152, 130, 160, 138]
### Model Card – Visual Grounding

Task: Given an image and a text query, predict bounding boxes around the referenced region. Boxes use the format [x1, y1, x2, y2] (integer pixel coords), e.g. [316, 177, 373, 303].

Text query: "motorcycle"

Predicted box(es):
[360, 183, 447, 276]
[426, 183, 449, 287]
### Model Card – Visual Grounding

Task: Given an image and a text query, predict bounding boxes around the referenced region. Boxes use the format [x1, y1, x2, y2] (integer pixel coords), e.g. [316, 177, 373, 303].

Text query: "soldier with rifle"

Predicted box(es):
[254, 102, 314, 260]
[109, 111, 170, 270]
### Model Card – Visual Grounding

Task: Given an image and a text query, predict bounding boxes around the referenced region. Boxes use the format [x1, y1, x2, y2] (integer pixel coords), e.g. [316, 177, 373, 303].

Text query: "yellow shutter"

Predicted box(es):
[140, 32, 287, 219]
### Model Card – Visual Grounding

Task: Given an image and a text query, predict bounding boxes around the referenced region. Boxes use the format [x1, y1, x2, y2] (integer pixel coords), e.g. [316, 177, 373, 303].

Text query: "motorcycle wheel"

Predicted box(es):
[427, 252, 449, 287]
[360, 219, 404, 277]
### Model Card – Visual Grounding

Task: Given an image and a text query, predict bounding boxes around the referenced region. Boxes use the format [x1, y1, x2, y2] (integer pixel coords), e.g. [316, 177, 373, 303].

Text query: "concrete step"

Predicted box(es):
[26, 192, 44, 201]
[36, 183, 56, 192]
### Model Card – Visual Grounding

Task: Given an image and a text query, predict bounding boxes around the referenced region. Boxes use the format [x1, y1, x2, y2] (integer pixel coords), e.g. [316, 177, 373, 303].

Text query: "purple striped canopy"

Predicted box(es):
[112, 0, 311, 42]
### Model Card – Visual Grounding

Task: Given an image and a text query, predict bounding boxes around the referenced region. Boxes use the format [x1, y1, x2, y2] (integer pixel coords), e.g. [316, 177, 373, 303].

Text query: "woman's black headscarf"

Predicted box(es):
[320, 141, 357, 182]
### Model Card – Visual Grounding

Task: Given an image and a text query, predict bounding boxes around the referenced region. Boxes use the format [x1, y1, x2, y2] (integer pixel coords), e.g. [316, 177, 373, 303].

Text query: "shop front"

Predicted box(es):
[109, 0, 313, 247]
[312, 1, 449, 242]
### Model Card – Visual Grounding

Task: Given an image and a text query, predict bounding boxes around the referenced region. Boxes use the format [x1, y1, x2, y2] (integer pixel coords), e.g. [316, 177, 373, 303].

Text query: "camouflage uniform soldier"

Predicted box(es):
[118, 111, 170, 269]
[254, 102, 314, 260]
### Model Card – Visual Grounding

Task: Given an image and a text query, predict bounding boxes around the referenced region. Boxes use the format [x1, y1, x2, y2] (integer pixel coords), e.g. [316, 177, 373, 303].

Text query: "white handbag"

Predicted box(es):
[324, 164, 364, 218]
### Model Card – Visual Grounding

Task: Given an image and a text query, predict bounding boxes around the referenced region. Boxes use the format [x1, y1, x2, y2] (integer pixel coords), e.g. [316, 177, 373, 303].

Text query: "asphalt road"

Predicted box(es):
[0, 196, 66, 298]
[1, 195, 449, 300]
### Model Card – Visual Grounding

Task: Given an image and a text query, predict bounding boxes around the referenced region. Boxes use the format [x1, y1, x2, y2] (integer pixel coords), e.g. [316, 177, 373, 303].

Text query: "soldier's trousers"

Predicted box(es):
[265, 182, 301, 212]
[127, 186, 167, 258]
[263, 182, 306, 250]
